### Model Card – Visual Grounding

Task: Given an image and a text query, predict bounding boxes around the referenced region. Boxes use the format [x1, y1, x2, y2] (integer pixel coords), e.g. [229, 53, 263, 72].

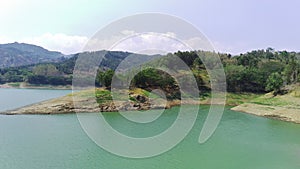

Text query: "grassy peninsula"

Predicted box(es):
[0, 87, 261, 115]
[1, 47, 300, 124]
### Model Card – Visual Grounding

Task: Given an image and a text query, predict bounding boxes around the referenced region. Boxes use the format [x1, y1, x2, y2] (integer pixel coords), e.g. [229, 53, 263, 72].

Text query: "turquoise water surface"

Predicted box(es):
[0, 89, 300, 169]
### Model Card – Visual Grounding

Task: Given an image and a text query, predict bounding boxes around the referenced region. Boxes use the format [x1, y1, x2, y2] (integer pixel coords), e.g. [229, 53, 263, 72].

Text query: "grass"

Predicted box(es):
[7, 82, 21, 87]
[93, 88, 162, 104]
[71, 88, 264, 107]
[247, 84, 300, 108]
[199, 92, 262, 105]
[250, 97, 290, 106]
[226, 93, 262, 105]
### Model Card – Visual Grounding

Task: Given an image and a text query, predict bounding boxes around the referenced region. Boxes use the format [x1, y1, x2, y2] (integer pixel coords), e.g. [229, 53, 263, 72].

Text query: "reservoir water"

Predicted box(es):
[0, 88, 300, 168]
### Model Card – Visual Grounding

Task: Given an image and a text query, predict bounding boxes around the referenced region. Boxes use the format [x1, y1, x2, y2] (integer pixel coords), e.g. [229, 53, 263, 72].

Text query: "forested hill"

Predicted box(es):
[0, 47, 299, 97]
[0, 50, 161, 85]
[0, 42, 65, 68]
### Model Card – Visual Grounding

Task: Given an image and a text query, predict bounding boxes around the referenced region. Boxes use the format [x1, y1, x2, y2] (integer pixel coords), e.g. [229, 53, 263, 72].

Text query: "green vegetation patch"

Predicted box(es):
[250, 97, 290, 107]
[197, 92, 262, 105]
[226, 93, 262, 105]
[7, 82, 21, 87]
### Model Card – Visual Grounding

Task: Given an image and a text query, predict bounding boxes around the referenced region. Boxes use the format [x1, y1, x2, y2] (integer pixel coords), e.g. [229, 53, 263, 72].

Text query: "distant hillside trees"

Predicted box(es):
[226, 49, 299, 93]
[27, 64, 71, 85]
[33, 64, 60, 76]
[0, 48, 299, 95]
[266, 72, 284, 95]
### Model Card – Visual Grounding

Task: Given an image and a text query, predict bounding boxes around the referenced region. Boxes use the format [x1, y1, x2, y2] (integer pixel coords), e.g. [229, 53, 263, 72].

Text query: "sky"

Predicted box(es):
[0, 0, 300, 55]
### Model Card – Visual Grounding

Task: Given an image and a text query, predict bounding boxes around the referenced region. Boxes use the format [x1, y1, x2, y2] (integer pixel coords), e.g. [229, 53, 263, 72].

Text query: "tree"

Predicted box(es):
[225, 65, 245, 92]
[103, 70, 114, 88]
[266, 47, 275, 60]
[266, 72, 284, 96]
[279, 51, 289, 64]
[283, 59, 298, 84]
[33, 64, 59, 76]
[175, 51, 198, 67]
[96, 71, 105, 87]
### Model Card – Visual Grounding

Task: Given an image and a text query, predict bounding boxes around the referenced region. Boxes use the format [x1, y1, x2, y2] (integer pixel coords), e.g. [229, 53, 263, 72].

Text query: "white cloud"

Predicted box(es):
[112, 32, 189, 55]
[85, 30, 215, 55]
[0, 30, 218, 55]
[113, 32, 218, 54]
[20, 33, 89, 54]
[212, 41, 250, 54]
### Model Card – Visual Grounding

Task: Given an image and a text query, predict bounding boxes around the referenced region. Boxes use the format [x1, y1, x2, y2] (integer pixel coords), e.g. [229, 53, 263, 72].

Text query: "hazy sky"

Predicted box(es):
[1, 0, 299, 54]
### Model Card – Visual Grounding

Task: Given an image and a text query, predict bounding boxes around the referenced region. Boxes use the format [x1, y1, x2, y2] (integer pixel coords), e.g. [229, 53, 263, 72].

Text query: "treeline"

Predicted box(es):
[0, 51, 152, 86]
[1, 48, 299, 96]
[224, 48, 299, 94]
[96, 68, 182, 99]
[95, 48, 300, 97]
[0, 63, 73, 85]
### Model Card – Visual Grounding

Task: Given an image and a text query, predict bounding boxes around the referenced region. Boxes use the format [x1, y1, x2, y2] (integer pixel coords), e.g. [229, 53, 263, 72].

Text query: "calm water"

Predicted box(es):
[0, 88, 71, 112]
[0, 89, 300, 169]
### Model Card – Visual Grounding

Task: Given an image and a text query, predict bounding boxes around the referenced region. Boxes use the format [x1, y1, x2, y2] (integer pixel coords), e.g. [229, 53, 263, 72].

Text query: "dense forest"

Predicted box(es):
[96, 48, 300, 97]
[1, 48, 299, 97]
[0, 50, 159, 85]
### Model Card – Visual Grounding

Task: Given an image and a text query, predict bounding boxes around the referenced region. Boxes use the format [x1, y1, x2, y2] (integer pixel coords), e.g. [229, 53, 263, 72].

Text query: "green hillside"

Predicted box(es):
[0, 46, 299, 101]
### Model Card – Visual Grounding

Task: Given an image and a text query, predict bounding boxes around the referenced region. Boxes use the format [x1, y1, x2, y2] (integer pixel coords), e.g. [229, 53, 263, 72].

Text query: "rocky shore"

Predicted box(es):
[0, 89, 184, 115]
[0, 88, 257, 115]
[3, 86, 300, 126]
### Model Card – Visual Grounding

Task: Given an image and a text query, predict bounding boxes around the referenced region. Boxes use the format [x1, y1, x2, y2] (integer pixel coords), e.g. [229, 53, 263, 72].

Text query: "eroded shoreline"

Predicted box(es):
[231, 103, 300, 124]
[2, 87, 300, 125]
[0, 90, 184, 115]
[231, 89, 300, 124]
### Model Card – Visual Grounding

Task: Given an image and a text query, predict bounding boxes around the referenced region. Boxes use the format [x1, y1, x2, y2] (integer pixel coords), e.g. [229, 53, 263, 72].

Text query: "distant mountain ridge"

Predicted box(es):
[0, 43, 162, 85]
[0, 42, 65, 68]
[0, 42, 161, 69]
